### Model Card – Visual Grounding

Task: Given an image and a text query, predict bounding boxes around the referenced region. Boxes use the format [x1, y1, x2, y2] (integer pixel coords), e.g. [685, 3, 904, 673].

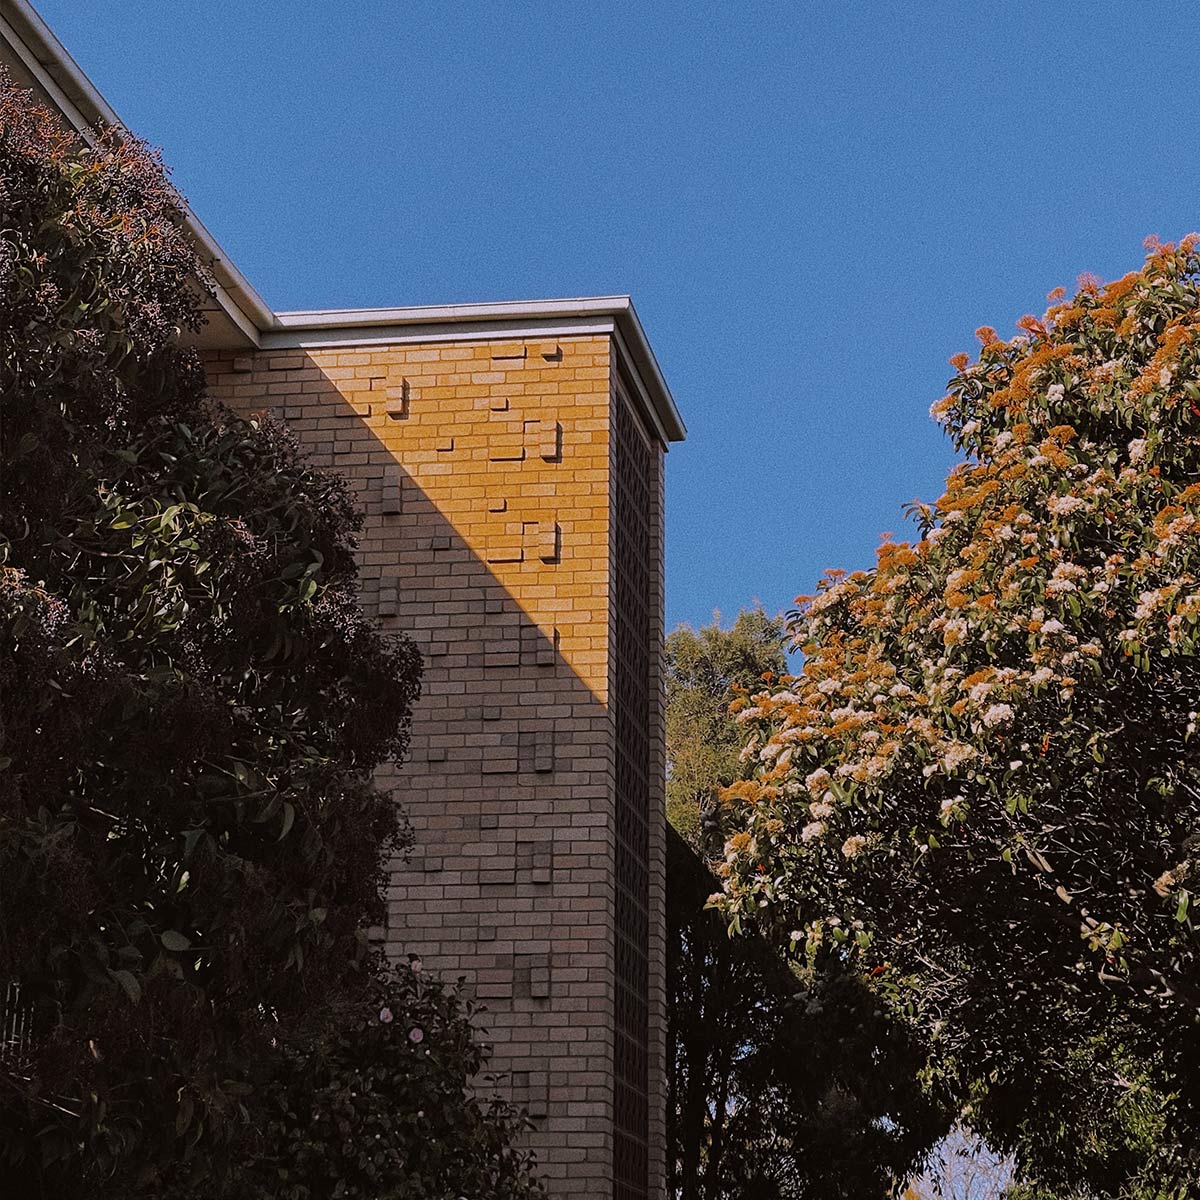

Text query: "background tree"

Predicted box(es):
[665, 612, 950, 1197]
[0, 75, 540, 1198]
[903, 1126, 1014, 1200]
[667, 608, 787, 847]
[714, 237, 1200, 1195]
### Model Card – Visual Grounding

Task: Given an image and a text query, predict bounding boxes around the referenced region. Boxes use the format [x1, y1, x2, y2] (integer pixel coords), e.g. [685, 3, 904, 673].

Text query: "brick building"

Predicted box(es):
[1, 4, 685, 1197]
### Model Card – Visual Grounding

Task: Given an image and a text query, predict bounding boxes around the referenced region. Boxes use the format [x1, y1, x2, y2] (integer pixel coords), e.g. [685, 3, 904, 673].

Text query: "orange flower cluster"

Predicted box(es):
[714, 236, 1200, 973]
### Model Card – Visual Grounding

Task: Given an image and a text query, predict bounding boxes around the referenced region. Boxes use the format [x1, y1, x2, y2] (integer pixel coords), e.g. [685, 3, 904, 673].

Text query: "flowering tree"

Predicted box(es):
[714, 237, 1200, 1192]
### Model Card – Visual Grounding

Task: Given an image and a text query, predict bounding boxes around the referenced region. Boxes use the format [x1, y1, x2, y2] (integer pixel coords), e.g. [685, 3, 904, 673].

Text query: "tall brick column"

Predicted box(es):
[204, 329, 669, 1199]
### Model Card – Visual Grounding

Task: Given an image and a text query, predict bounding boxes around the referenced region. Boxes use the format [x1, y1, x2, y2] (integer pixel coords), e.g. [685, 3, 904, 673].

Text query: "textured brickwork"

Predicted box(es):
[203, 333, 666, 1199]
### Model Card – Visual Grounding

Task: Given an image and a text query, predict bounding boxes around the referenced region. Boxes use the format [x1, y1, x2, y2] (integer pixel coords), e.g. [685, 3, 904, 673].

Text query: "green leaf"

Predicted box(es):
[161, 930, 191, 952]
[109, 968, 141, 1005]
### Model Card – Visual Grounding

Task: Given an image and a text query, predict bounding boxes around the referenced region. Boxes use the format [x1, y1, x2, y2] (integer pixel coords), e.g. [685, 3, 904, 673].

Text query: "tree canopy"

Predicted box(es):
[713, 237, 1200, 1195]
[0, 75, 540, 1199]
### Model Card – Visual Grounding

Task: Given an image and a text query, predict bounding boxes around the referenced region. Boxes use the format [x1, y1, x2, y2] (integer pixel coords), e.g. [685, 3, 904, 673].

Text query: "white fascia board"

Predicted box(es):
[262, 312, 617, 350]
[274, 295, 635, 330]
[2, 0, 269, 345]
[270, 297, 686, 443]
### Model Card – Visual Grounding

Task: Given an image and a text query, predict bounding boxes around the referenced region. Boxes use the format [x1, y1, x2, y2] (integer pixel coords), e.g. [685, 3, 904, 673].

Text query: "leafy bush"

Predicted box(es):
[240, 963, 541, 1200]
[713, 238, 1200, 1194]
[0, 72, 541, 1199]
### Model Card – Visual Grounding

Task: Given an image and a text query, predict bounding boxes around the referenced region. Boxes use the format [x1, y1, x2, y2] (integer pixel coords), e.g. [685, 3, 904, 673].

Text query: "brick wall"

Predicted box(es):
[203, 332, 665, 1199]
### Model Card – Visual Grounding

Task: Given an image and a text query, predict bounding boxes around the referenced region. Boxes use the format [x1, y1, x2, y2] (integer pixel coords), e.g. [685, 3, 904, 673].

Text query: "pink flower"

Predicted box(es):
[378, 1007, 394, 1024]
[408, 1026, 425, 1044]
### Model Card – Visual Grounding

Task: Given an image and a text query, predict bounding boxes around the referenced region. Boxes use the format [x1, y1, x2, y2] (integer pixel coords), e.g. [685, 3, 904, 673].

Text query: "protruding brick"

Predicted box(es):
[385, 380, 409, 418]
[482, 730, 519, 774]
[377, 577, 399, 617]
[524, 520, 559, 563]
[489, 422, 525, 462]
[529, 955, 551, 999]
[520, 725, 555, 773]
[528, 1069, 549, 1117]
[521, 623, 557, 667]
[380, 465, 403, 514]
[529, 418, 561, 461]
[487, 524, 524, 564]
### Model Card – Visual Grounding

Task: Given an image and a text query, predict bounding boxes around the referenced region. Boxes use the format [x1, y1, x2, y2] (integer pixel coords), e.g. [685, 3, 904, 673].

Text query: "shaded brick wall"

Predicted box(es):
[203, 333, 665, 1199]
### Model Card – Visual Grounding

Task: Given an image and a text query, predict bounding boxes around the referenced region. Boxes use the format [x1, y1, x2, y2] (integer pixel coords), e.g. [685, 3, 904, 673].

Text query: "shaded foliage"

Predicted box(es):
[665, 613, 950, 1196]
[241, 963, 541, 1200]
[0, 74, 541, 1198]
[716, 239, 1200, 1195]
[668, 827, 950, 1199]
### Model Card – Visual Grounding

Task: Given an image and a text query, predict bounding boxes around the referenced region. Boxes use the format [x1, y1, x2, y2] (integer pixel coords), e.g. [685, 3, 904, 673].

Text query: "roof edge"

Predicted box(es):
[271, 297, 685, 442]
[1, 0, 272, 342]
[2, 2, 684, 442]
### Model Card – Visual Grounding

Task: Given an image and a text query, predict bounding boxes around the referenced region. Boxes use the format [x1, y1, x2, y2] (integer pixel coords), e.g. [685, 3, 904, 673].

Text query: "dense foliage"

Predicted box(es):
[0, 76, 540, 1198]
[714, 238, 1200, 1194]
[669, 827, 949, 1199]
[242, 963, 541, 1200]
[665, 613, 950, 1196]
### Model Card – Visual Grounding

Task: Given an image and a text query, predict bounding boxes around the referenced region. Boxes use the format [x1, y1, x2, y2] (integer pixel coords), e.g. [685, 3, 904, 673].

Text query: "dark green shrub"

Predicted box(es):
[0, 71, 541, 1199]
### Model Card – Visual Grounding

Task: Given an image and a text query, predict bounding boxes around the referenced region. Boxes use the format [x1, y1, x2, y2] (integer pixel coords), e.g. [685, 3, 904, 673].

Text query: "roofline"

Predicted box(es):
[1, 0, 274, 339]
[1, 1, 685, 443]
[270, 297, 685, 442]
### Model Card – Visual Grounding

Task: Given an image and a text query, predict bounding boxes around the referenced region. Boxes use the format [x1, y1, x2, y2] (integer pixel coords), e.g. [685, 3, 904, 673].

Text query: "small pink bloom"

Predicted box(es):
[408, 1026, 425, 1044]
[378, 1007, 394, 1024]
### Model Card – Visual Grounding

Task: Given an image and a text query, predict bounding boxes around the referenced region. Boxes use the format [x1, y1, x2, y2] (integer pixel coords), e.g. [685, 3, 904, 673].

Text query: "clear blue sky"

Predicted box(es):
[36, 1, 1200, 633]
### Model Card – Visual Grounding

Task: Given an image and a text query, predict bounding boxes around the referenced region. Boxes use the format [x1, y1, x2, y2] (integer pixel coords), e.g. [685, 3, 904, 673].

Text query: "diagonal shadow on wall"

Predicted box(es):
[209, 344, 660, 1200]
